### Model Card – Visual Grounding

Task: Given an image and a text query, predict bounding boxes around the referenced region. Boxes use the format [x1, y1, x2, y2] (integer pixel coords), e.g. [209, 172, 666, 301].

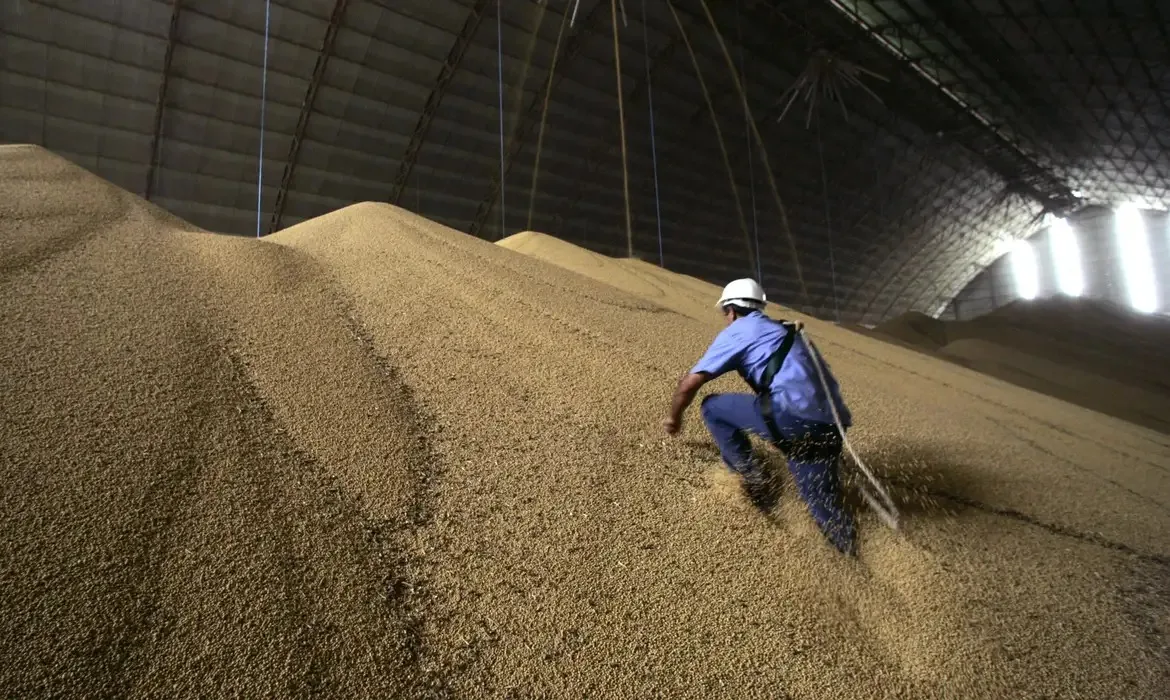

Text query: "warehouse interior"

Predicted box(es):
[2, 1, 1169, 697]
[5, 0, 1169, 322]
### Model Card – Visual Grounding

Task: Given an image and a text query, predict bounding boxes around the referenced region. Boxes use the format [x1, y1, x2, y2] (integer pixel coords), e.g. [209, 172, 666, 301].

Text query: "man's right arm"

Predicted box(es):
[664, 371, 710, 434]
[664, 329, 743, 434]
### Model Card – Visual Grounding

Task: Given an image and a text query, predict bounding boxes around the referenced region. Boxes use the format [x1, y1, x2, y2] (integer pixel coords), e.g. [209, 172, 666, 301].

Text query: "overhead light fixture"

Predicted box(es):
[1048, 218, 1084, 297]
[1114, 203, 1159, 313]
[1010, 238, 1039, 301]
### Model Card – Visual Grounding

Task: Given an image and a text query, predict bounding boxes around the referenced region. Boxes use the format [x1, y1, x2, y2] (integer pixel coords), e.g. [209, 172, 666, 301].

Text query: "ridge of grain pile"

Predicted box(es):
[872, 310, 950, 351]
[497, 230, 731, 322]
[874, 298, 1170, 433]
[3, 145, 1169, 698]
[951, 297, 1170, 392]
[1, 145, 431, 697]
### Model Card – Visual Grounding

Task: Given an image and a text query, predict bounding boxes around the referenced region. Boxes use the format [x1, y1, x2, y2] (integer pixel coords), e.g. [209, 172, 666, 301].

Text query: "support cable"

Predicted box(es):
[695, 0, 809, 305]
[736, 0, 760, 282]
[612, 0, 633, 256]
[641, 0, 663, 266]
[666, 0, 756, 275]
[526, 6, 572, 230]
[496, 0, 507, 238]
[256, 0, 271, 238]
[816, 114, 840, 322]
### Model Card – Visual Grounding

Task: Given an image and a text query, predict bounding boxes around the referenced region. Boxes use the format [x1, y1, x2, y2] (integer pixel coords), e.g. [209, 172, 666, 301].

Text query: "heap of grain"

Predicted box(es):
[876, 300, 1170, 433]
[868, 311, 950, 351]
[0, 145, 429, 697]
[497, 231, 723, 321]
[2, 145, 1168, 698]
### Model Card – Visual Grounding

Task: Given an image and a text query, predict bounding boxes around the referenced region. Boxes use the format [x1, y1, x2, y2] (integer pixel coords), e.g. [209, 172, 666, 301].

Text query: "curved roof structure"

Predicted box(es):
[2, 0, 1167, 323]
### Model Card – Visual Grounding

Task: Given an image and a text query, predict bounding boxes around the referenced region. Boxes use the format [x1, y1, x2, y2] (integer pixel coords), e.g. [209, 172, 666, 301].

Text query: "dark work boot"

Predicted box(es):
[740, 469, 777, 512]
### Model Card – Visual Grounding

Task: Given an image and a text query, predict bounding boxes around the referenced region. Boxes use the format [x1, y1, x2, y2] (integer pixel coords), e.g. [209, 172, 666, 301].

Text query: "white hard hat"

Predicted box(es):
[716, 278, 767, 310]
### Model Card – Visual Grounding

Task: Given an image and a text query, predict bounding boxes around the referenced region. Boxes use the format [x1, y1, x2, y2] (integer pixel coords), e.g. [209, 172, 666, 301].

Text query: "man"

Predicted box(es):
[663, 278, 857, 555]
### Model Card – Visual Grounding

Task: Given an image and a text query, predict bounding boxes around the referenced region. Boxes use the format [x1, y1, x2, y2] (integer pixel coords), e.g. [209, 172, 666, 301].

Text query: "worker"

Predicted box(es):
[663, 278, 857, 555]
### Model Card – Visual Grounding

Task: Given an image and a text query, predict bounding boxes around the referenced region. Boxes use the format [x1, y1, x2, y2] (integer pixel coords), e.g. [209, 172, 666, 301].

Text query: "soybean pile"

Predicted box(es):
[2, 145, 1168, 699]
[876, 301, 1170, 434]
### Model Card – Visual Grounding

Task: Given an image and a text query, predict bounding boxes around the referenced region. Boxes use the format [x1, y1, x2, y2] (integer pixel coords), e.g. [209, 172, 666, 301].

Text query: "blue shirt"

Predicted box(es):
[690, 311, 852, 427]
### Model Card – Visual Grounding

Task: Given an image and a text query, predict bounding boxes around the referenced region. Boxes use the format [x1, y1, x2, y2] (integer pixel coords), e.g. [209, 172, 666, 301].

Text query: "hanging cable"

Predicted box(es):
[816, 115, 840, 322]
[736, 0, 760, 283]
[641, 0, 663, 267]
[496, 0, 507, 238]
[256, 0, 271, 238]
[695, 0, 809, 306]
[667, 0, 755, 275]
[506, 2, 547, 153]
[526, 6, 571, 230]
[612, 0, 633, 256]
[799, 326, 900, 531]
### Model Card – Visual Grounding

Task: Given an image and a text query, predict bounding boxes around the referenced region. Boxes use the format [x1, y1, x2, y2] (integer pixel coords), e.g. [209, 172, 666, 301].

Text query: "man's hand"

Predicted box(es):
[664, 372, 709, 437]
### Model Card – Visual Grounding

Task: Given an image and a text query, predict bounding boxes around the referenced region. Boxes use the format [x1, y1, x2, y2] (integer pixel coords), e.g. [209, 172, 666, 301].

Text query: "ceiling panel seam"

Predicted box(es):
[13, 0, 168, 41]
[0, 78, 435, 171]
[268, 0, 349, 234]
[11, 3, 886, 205]
[844, 164, 972, 310]
[3, 67, 156, 120]
[13, 118, 351, 191]
[4, 32, 165, 84]
[994, 0, 1138, 197]
[822, 0, 1077, 216]
[891, 202, 1019, 315]
[1081, 3, 1168, 173]
[891, 0, 1054, 156]
[144, 0, 181, 201]
[1, 34, 315, 115]
[467, 1, 659, 239]
[916, 232, 1013, 314]
[387, 0, 492, 204]
[872, 187, 1014, 317]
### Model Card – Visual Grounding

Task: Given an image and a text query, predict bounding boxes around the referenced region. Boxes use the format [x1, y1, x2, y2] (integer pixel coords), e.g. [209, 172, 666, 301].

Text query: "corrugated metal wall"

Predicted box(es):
[941, 205, 1170, 320]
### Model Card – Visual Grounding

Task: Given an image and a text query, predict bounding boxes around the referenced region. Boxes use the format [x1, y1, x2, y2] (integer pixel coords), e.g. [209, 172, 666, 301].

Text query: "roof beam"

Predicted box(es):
[388, 0, 492, 205]
[820, 0, 1077, 214]
[928, 1, 1050, 119]
[549, 35, 681, 227]
[267, 0, 350, 234]
[144, 0, 182, 201]
[467, 0, 607, 239]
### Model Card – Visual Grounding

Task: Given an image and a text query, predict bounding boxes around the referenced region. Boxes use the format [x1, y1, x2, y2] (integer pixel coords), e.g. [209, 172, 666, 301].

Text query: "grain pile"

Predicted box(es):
[1, 145, 431, 697]
[877, 301, 1170, 433]
[496, 231, 723, 321]
[868, 311, 950, 351]
[2, 145, 1169, 698]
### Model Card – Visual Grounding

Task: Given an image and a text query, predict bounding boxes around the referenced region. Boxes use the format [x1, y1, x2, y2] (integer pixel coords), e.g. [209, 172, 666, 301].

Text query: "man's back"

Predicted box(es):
[666, 279, 859, 555]
[691, 311, 852, 427]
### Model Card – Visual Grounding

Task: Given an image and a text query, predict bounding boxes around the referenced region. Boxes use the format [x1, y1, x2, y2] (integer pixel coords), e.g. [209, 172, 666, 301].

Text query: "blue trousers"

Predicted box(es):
[699, 393, 856, 554]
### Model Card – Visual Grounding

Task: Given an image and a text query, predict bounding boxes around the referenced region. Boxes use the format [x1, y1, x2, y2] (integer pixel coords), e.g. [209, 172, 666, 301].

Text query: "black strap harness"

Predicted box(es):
[753, 321, 801, 441]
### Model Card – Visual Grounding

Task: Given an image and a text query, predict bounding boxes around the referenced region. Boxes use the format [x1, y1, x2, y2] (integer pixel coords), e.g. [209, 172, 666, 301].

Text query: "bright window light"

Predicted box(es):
[1048, 218, 1084, 297]
[1114, 203, 1159, 313]
[1010, 238, 1039, 300]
